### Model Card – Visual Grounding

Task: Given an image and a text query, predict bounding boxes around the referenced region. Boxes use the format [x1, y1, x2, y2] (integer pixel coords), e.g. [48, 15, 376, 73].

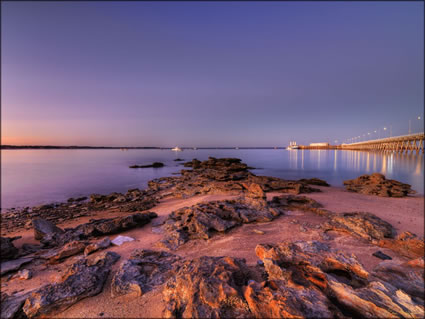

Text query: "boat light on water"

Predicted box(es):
[172, 146, 182, 151]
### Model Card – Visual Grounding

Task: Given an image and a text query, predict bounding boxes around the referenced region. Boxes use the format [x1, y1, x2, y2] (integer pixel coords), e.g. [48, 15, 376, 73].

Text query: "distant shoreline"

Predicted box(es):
[1, 145, 285, 150]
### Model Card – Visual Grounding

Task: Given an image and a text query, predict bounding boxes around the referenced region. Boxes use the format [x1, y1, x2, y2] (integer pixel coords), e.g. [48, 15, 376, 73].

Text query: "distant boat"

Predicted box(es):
[171, 146, 182, 151]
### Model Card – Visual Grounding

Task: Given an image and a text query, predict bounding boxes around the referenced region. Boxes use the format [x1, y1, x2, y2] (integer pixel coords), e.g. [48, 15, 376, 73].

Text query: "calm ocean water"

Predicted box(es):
[1, 149, 423, 210]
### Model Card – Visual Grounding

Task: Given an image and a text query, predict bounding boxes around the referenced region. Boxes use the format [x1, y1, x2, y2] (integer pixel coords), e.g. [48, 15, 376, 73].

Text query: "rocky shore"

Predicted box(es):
[1, 157, 423, 318]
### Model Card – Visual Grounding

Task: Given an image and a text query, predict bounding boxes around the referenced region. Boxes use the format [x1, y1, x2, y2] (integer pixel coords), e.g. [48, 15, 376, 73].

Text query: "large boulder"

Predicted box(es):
[111, 249, 182, 297]
[343, 173, 415, 197]
[22, 251, 120, 318]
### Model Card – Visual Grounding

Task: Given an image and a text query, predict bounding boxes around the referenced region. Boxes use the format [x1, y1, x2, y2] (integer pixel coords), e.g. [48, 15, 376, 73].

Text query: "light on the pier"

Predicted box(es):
[384, 127, 387, 130]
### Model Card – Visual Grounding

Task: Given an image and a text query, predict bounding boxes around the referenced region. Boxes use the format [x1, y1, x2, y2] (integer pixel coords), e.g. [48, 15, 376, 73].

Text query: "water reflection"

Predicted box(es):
[2, 149, 424, 209]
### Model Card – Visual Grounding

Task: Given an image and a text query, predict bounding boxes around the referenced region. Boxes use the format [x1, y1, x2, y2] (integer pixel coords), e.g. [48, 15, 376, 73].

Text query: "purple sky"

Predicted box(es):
[2, 2, 424, 147]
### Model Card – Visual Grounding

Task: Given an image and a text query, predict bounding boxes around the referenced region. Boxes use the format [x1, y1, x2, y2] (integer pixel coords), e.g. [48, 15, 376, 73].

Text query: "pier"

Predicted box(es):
[340, 132, 424, 153]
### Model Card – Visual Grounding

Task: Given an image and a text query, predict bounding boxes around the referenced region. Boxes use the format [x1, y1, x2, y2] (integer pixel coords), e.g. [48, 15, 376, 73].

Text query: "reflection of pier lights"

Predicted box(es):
[366, 152, 370, 173]
[301, 149, 304, 169]
[381, 153, 387, 175]
[333, 150, 337, 171]
[415, 154, 423, 175]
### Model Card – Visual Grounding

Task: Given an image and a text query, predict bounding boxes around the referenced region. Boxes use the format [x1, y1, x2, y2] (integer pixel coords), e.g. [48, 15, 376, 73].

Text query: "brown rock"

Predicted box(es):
[84, 237, 111, 256]
[23, 251, 120, 318]
[323, 211, 396, 242]
[159, 199, 280, 250]
[111, 249, 182, 297]
[343, 173, 415, 197]
[48, 241, 87, 264]
[162, 256, 252, 318]
[378, 231, 424, 258]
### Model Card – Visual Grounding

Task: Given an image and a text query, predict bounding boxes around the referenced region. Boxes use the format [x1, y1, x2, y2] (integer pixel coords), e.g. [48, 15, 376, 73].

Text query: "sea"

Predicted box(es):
[1, 149, 423, 210]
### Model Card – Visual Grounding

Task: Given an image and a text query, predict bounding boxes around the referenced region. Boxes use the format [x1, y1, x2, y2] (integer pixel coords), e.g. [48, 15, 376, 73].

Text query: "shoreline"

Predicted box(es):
[1, 157, 424, 318]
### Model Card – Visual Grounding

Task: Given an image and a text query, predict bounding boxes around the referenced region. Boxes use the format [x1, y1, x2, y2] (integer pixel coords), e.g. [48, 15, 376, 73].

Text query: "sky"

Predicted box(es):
[1, 1, 424, 147]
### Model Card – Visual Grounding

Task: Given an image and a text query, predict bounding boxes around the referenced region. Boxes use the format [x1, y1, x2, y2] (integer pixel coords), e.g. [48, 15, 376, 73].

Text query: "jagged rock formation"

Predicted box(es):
[2, 188, 157, 234]
[162, 255, 254, 318]
[378, 231, 425, 259]
[298, 178, 330, 187]
[148, 157, 320, 199]
[343, 173, 415, 197]
[38, 212, 157, 247]
[323, 211, 396, 242]
[22, 251, 120, 318]
[160, 241, 424, 318]
[111, 249, 182, 297]
[159, 198, 281, 250]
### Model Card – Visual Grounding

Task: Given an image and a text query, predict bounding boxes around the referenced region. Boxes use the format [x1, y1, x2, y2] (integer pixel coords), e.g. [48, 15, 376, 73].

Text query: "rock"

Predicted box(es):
[378, 231, 425, 258]
[268, 195, 330, 216]
[323, 211, 396, 242]
[253, 229, 265, 235]
[343, 173, 415, 197]
[162, 256, 253, 318]
[160, 199, 280, 250]
[23, 251, 120, 318]
[48, 241, 87, 264]
[173, 158, 184, 161]
[111, 249, 182, 297]
[1, 291, 33, 319]
[372, 258, 424, 303]
[129, 162, 164, 168]
[253, 240, 424, 318]
[111, 235, 134, 246]
[1, 258, 33, 276]
[84, 238, 111, 256]
[11, 269, 32, 280]
[372, 251, 392, 260]
[298, 178, 330, 186]
[32, 218, 64, 241]
[42, 212, 157, 247]
[1, 236, 20, 260]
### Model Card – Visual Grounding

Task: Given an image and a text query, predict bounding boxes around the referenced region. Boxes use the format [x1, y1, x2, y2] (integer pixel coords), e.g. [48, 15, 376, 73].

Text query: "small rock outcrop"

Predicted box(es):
[32, 218, 64, 240]
[323, 211, 396, 242]
[38, 212, 157, 247]
[84, 237, 111, 256]
[1, 236, 20, 260]
[298, 178, 330, 187]
[343, 173, 415, 197]
[129, 162, 164, 168]
[23, 251, 120, 318]
[112, 249, 182, 297]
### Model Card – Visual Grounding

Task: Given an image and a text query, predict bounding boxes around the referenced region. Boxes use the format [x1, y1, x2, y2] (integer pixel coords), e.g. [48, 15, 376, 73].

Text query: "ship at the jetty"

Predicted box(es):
[287, 141, 299, 149]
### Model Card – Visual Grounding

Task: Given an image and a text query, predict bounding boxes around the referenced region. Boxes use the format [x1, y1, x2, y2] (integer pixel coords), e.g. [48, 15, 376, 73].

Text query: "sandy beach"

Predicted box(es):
[1, 158, 424, 318]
